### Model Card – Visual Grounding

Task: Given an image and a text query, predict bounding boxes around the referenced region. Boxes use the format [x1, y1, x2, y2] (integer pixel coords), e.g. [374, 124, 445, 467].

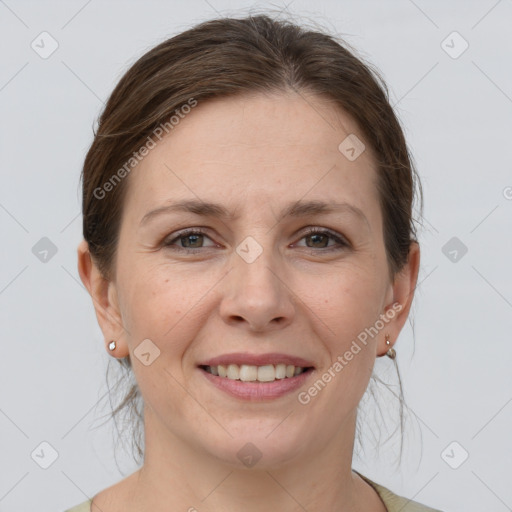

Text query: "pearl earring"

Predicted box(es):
[108, 340, 116, 351]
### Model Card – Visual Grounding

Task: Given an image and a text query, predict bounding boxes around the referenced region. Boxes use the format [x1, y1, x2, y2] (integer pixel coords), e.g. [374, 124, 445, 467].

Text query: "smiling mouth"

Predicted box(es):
[199, 363, 315, 383]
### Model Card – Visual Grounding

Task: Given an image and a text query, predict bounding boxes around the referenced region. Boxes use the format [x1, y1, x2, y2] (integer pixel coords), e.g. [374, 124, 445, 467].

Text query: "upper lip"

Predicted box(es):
[199, 352, 315, 368]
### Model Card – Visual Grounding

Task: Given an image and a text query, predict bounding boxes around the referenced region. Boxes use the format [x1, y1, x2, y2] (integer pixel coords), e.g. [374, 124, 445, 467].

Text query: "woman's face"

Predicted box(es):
[88, 91, 418, 469]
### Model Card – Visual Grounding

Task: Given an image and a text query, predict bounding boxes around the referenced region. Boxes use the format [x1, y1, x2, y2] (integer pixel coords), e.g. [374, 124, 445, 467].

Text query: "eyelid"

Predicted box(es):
[163, 227, 217, 248]
[294, 226, 350, 249]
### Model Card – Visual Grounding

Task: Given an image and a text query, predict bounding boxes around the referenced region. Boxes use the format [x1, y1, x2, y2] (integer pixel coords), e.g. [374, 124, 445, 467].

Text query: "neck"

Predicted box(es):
[128, 407, 367, 512]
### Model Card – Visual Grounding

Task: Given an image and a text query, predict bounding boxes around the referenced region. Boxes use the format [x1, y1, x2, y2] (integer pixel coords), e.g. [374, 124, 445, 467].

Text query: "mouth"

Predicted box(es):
[199, 363, 315, 383]
[196, 354, 316, 401]
[197, 352, 315, 382]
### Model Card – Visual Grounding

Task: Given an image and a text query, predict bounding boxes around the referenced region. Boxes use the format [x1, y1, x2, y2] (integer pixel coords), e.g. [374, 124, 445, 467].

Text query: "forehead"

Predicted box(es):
[123, 91, 380, 223]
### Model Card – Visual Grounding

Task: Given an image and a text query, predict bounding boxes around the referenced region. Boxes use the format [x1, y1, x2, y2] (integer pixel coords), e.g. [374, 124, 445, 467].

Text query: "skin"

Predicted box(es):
[78, 90, 420, 512]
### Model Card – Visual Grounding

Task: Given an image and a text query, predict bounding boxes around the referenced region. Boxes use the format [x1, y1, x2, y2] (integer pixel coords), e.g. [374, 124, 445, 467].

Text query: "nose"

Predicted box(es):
[219, 244, 295, 333]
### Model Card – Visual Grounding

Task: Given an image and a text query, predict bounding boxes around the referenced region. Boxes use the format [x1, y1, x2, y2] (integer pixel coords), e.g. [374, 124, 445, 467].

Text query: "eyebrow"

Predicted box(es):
[139, 198, 370, 228]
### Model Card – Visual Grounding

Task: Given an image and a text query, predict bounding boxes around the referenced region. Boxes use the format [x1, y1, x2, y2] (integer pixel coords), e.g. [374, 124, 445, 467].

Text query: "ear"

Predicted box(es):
[77, 239, 129, 357]
[378, 241, 420, 356]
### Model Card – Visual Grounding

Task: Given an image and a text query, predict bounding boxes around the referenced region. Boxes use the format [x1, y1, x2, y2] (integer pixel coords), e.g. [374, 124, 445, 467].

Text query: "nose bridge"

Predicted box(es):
[219, 232, 295, 330]
[234, 232, 283, 298]
[235, 237, 279, 292]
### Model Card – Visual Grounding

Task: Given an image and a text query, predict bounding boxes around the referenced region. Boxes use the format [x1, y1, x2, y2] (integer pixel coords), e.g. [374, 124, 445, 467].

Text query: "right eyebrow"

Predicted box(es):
[139, 199, 238, 226]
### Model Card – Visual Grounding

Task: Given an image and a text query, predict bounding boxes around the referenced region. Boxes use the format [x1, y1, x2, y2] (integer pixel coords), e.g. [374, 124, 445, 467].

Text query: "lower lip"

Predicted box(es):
[198, 367, 314, 401]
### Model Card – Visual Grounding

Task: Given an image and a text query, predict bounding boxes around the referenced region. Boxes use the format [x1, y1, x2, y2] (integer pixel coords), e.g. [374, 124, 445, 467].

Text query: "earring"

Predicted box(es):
[385, 334, 396, 359]
[108, 340, 116, 351]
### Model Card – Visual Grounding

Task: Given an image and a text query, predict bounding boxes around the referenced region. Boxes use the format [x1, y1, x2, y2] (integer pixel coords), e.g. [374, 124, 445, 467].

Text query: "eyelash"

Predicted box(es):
[162, 227, 350, 254]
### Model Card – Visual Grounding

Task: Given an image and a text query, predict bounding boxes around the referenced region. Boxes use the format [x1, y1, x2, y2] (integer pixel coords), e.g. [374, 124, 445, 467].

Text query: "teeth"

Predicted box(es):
[203, 363, 308, 382]
[227, 364, 239, 380]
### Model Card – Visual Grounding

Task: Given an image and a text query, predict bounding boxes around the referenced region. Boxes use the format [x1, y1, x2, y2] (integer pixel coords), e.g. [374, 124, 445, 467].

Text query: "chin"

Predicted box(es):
[204, 424, 309, 470]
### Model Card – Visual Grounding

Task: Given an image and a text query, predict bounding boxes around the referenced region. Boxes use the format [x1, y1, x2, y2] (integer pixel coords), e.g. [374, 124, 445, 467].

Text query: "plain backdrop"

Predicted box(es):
[1, 1, 511, 511]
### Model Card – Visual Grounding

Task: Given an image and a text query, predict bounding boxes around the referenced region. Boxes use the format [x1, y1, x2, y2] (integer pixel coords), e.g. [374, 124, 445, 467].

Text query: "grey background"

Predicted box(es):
[1, 1, 511, 511]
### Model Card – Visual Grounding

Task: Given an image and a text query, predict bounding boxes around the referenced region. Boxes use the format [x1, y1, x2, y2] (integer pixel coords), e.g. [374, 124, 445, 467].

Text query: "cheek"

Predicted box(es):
[301, 270, 381, 410]
[298, 264, 385, 397]
[118, 265, 208, 407]
[118, 261, 216, 348]
[302, 262, 384, 330]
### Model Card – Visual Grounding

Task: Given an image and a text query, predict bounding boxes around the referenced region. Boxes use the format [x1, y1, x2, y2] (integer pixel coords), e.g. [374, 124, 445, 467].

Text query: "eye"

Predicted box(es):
[294, 227, 349, 252]
[162, 227, 350, 254]
[163, 228, 217, 252]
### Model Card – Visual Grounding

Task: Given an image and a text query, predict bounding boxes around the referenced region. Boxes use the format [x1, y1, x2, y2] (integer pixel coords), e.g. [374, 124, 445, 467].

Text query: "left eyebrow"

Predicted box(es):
[139, 198, 370, 230]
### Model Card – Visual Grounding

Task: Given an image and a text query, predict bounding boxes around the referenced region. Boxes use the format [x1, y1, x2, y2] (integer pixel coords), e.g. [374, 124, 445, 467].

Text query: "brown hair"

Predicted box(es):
[82, 12, 423, 470]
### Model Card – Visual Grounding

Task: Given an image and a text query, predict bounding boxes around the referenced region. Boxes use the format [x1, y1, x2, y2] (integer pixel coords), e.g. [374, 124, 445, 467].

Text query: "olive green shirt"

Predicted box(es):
[64, 470, 443, 511]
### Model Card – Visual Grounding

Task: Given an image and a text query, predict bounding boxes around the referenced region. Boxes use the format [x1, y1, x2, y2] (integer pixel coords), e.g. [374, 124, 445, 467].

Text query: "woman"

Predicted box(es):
[68, 13, 443, 512]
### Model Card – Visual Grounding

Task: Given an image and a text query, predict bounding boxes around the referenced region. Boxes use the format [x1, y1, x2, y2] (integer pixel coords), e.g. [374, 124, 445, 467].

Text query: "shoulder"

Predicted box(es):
[63, 499, 92, 512]
[354, 470, 444, 512]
